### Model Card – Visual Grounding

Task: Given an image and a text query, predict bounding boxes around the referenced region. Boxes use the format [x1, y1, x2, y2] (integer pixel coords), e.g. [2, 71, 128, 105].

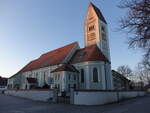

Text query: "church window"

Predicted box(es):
[101, 25, 105, 32]
[102, 33, 106, 41]
[36, 73, 38, 78]
[58, 84, 60, 90]
[93, 68, 98, 83]
[74, 75, 76, 80]
[58, 74, 60, 80]
[55, 74, 57, 81]
[43, 72, 46, 83]
[69, 74, 71, 80]
[74, 84, 76, 89]
[81, 69, 84, 83]
[55, 84, 57, 88]
[88, 25, 95, 31]
[68, 84, 70, 91]
[36, 73, 38, 82]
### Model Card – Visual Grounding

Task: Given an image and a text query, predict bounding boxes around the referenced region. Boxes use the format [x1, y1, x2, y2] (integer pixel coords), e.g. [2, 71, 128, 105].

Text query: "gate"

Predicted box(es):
[57, 91, 70, 104]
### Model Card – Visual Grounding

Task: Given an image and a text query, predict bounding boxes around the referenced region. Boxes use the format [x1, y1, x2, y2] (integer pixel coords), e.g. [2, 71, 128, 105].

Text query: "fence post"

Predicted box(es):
[70, 88, 74, 104]
[52, 88, 58, 103]
[117, 91, 120, 102]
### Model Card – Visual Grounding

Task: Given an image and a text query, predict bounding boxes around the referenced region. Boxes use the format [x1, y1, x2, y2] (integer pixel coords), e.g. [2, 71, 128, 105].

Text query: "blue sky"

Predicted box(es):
[0, 0, 143, 77]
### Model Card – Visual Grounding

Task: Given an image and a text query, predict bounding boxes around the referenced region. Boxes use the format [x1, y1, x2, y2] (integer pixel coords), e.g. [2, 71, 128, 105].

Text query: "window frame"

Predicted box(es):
[80, 69, 84, 83]
[93, 67, 99, 83]
[68, 74, 71, 80]
[88, 25, 95, 32]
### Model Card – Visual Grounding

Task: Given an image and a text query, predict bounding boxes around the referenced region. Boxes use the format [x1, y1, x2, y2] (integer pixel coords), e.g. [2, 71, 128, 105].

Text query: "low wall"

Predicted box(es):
[0, 88, 7, 94]
[73, 90, 146, 105]
[5, 89, 54, 102]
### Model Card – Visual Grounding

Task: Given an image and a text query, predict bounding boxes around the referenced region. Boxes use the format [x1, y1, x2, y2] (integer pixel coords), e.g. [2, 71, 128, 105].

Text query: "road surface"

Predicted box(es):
[0, 94, 150, 113]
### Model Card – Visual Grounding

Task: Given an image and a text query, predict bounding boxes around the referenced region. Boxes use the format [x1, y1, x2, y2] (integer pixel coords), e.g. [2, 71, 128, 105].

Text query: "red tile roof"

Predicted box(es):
[51, 64, 79, 73]
[15, 42, 78, 74]
[26, 77, 37, 84]
[11, 42, 109, 78]
[69, 44, 110, 64]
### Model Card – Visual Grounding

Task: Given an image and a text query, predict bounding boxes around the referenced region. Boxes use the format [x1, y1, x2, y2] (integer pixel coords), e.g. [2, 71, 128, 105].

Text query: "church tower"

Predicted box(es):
[84, 3, 110, 60]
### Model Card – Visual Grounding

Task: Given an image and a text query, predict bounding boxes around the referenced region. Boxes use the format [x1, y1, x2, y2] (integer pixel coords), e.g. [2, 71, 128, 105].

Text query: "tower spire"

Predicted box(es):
[84, 3, 110, 60]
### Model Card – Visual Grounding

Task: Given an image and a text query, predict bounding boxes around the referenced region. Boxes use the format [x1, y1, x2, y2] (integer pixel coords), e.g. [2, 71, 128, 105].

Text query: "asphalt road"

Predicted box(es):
[0, 94, 150, 113]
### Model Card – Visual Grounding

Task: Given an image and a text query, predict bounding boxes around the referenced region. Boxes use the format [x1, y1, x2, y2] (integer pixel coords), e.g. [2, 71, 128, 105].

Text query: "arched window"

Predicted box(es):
[93, 68, 98, 82]
[81, 69, 84, 83]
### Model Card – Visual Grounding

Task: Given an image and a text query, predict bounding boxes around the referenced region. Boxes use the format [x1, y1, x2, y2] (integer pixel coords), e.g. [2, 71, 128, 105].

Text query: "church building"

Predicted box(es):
[8, 3, 113, 93]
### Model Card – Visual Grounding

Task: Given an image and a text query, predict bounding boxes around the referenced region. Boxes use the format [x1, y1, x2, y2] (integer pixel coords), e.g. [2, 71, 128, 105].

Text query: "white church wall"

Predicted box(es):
[50, 71, 78, 94]
[101, 63, 106, 89]
[88, 62, 104, 90]
[65, 71, 79, 91]
[51, 71, 65, 92]
[7, 78, 14, 89]
[73, 61, 108, 90]
[19, 64, 62, 89]
[105, 63, 113, 90]
[73, 62, 90, 89]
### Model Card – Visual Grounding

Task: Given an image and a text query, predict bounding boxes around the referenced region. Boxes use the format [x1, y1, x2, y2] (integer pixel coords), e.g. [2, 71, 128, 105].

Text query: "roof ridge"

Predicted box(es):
[10, 42, 78, 78]
[69, 44, 110, 64]
[51, 64, 79, 73]
[41, 42, 78, 57]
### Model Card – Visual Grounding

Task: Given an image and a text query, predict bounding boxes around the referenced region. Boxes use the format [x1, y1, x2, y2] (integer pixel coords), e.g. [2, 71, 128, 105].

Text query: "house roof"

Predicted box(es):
[11, 42, 109, 78]
[26, 77, 37, 84]
[112, 70, 130, 82]
[51, 64, 79, 73]
[90, 3, 107, 24]
[69, 44, 109, 64]
[0, 76, 8, 86]
[14, 42, 78, 75]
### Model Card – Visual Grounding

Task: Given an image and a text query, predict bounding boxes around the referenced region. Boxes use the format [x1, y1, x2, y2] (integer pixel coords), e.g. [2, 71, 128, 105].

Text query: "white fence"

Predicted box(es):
[4, 89, 146, 105]
[5, 89, 54, 102]
[72, 90, 146, 105]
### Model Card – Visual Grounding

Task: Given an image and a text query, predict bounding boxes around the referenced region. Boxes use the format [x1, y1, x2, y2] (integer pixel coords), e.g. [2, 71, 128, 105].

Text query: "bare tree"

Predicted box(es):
[117, 65, 133, 77]
[140, 57, 150, 71]
[136, 64, 150, 85]
[118, 0, 150, 60]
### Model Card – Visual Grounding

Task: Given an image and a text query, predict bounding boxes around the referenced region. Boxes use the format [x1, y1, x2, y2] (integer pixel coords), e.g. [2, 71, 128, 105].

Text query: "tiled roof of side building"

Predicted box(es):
[11, 42, 78, 77]
[51, 64, 79, 73]
[90, 3, 107, 24]
[112, 70, 130, 82]
[69, 44, 110, 64]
